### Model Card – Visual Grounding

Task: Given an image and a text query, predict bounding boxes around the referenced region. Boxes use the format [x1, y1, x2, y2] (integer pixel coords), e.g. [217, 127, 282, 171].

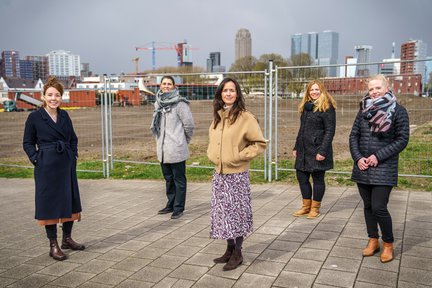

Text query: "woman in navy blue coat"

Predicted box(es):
[23, 77, 85, 261]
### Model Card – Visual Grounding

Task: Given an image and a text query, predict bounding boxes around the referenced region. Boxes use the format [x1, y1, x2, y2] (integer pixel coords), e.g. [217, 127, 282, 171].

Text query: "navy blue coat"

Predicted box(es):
[23, 108, 82, 220]
[349, 103, 409, 186]
[294, 105, 336, 172]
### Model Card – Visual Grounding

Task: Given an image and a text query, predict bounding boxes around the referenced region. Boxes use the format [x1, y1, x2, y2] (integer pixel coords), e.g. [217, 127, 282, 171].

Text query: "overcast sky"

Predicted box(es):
[1, 0, 431, 75]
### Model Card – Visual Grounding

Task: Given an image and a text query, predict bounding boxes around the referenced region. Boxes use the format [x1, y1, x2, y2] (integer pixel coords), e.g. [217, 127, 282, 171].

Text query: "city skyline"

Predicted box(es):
[1, 0, 431, 75]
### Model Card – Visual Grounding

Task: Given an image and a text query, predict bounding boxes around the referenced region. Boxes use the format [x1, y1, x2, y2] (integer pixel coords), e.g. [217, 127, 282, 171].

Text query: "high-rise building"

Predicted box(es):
[26, 55, 49, 81]
[354, 45, 373, 76]
[235, 28, 252, 61]
[291, 30, 338, 76]
[1, 50, 21, 78]
[291, 32, 318, 60]
[400, 40, 428, 82]
[19, 59, 33, 80]
[80, 63, 92, 78]
[318, 31, 339, 77]
[47, 50, 81, 77]
[207, 52, 222, 72]
[380, 42, 400, 76]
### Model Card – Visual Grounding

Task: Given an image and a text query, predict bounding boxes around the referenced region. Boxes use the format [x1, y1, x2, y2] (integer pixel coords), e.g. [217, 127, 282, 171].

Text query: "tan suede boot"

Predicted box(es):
[362, 238, 380, 256]
[307, 200, 321, 219]
[380, 242, 394, 263]
[293, 199, 311, 217]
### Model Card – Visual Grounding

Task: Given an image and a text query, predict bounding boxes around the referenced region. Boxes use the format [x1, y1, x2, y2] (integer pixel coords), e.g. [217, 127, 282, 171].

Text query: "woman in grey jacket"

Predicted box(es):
[151, 76, 195, 219]
[349, 74, 409, 263]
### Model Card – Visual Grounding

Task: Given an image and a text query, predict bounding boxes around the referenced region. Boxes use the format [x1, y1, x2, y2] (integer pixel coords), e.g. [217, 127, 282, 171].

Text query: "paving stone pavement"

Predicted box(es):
[0, 178, 431, 288]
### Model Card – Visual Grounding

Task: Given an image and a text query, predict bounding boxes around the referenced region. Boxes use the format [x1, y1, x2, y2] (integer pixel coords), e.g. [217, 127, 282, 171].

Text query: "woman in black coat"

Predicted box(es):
[349, 74, 409, 263]
[293, 80, 336, 219]
[23, 77, 85, 261]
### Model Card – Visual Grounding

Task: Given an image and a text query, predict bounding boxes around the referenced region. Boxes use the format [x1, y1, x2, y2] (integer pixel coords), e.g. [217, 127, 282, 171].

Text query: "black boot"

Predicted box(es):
[213, 244, 235, 264]
[223, 248, 243, 271]
[61, 235, 85, 250]
[49, 239, 67, 261]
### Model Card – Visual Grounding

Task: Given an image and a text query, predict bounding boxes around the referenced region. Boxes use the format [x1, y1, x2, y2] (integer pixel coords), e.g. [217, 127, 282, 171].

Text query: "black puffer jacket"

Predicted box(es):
[294, 105, 336, 172]
[349, 103, 409, 186]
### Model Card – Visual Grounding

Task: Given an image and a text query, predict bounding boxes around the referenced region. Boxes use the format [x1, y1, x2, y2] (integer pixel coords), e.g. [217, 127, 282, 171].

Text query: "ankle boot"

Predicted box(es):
[49, 239, 67, 261]
[380, 242, 394, 263]
[307, 200, 321, 219]
[293, 199, 311, 217]
[223, 248, 243, 271]
[362, 238, 380, 256]
[61, 235, 85, 250]
[213, 244, 235, 264]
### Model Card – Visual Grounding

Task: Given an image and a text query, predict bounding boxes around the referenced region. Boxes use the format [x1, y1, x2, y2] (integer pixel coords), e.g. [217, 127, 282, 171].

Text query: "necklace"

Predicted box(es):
[44, 108, 57, 123]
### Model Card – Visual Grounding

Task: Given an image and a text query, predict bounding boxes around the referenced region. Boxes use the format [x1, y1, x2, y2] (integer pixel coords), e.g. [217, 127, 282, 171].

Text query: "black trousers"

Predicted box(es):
[296, 170, 326, 201]
[357, 183, 394, 243]
[45, 221, 74, 239]
[161, 161, 187, 213]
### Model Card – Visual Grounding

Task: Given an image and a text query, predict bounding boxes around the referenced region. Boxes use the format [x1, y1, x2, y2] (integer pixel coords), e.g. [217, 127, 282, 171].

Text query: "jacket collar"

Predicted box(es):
[38, 108, 67, 139]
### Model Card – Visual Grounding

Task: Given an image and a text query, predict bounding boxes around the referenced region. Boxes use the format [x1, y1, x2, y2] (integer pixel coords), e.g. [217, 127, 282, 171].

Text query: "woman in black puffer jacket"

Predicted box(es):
[349, 74, 409, 264]
[293, 80, 336, 219]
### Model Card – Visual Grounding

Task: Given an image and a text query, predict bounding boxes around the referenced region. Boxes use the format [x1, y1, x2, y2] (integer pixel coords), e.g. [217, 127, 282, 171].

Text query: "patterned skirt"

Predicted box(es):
[210, 170, 253, 239]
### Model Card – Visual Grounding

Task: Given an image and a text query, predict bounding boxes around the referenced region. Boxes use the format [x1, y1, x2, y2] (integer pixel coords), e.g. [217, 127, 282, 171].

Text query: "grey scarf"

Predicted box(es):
[150, 88, 189, 137]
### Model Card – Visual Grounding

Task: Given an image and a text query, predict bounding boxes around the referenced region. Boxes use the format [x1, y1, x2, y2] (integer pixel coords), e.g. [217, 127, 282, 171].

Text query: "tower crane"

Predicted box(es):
[135, 41, 199, 71]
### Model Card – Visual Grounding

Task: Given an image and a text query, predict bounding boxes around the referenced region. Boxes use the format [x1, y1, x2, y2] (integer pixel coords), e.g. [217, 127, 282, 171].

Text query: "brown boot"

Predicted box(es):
[293, 199, 311, 217]
[380, 242, 394, 263]
[49, 239, 67, 261]
[362, 238, 380, 256]
[223, 248, 243, 271]
[307, 200, 321, 219]
[61, 235, 85, 250]
[213, 244, 235, 264]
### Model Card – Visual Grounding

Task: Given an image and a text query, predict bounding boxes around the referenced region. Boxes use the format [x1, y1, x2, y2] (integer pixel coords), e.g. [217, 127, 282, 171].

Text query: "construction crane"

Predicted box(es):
[135, 41, 199, 71]
[131, 57, 140, 74]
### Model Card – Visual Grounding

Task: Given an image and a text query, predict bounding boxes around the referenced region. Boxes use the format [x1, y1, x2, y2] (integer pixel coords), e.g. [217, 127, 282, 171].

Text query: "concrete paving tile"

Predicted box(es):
[75, 259, 116, 274]
[169, 264, 209, 281]
[397, 280, 431, 288]
[85, 241, 116, 254]
[246, 232, 278, 244]
[0, 277, 16, 288]
[79, 282, 112, 288]
[254, 225, 286, 235]
[335, 237, 366, 249]
[115, 240, 151, 251]
[403, 236, 432, 248]
[402, 245, 432, 258]
[277, 231, 309, 242]
[147, 237, 186, 249]
[245, 259, 285, 277]
[96, 248, 134, 262]
[233, 273, 275, 288]
[293, 248, 329, 262]
[37, 261, 80, 277]
[116, 279, 154, 288]
[111, 257, 152, 272]
[5, 274, 57, 288]
[0, 263, 43, 280]
[399, 266, 432, 286]
[315, 268, 356, 287]
[0, 256, 30, 269]
[194, 274, 235, 288]
[199, 242, 227, 255]
[267, 240, 301, 252]
[151, 277, 178, 288]
[322, 256, 361, 273]
[309, 230, 340, 241]
[17, 246, 47, 258]
[132, 246, 170, 260]
[273, 270, 315, 288]
[208, 262, 247, 280]
[354, 281, 393, 288]
[241, 242, 269, 254]
[185, 253, 216, 267]
[166, 244, 202, 257]
[183, 236, 213, 248]
[361, 255, 400, 272]
[50, 271, 95, 287]
[357, 267, 397, 287]
[329, 246, 363, 260]
[66, 251, 101, 264]
[401, 254, 432, 271]
[129, 265, 172, 283]
[150, 254, 188, 270]
[90, 268, 133, 286]
[301, 239, 335, 251]
[257, 249, 294, 263]
[284, 258, 322, 275]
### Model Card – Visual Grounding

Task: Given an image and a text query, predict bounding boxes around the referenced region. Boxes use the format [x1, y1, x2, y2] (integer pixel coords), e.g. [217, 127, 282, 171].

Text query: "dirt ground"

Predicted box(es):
[1, 94, 432, 166]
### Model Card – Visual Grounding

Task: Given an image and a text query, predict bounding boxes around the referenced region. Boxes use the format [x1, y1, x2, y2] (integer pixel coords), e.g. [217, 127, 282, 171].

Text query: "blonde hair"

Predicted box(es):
[368, 74, 390, 89]
[298, 80, 337, 113]
[42, 77, 64, 108]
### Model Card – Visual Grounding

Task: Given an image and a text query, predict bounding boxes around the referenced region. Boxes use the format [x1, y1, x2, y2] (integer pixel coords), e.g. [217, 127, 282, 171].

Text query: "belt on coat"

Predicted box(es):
[38, 141, 71, 153]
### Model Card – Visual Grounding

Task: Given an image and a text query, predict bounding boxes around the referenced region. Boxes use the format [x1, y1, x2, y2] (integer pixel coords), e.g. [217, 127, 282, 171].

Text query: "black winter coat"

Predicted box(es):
[349, 103, 409, 186]
[294, 105, 336, 172]
[23, 108, 82, 220]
